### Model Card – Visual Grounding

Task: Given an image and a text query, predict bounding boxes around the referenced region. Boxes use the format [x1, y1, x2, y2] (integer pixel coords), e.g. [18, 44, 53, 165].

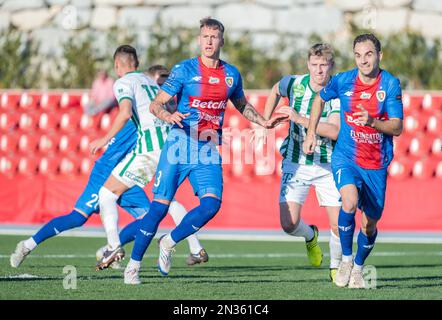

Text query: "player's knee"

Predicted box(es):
[199, 196, 221, 220]
[361, 222, 377, 237]
[63, 210, 88, 229]
[341, 200, 357, 213]
[98, 187, 118, 206]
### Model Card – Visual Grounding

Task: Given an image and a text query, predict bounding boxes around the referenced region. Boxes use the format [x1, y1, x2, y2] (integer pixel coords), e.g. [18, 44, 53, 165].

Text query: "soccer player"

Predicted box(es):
[304, 34, 403, 288]
[264, 43, 342, 280]
[91, 46, 208, 270]
[123, 17, 287, 285]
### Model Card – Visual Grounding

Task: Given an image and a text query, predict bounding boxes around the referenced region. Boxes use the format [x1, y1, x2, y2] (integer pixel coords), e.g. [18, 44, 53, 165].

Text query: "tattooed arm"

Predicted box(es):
[231, 96, 288, 129]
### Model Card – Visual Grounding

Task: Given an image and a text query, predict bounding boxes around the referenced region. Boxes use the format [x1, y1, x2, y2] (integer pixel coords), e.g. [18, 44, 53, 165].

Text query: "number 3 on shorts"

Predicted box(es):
[154, 170, 162, 187]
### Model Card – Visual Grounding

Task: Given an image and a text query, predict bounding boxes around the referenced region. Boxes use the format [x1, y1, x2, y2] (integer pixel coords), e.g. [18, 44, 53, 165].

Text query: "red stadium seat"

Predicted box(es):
[435, 161, 442, 179]
[37, 134, 59, 155]
[412, 158, 438, 179]
[0, 155, 18, 177]
[18, 113, 38, 132]
[98, 113, 112, 132]
[59, 156, 79, 176]
[425, 113, 442, 136]
[0, 112, 19, 133]
[388, 158, 412, 180]
[40, 93, 62, 111]
[0, 133, 20, 155]
[408, 134, 432, 158]
[403, 113, 423, 135]
[402, 94, 423, 114]
[79, 113, 99, 133]
[17, 157, 39, 176]
[79, 157, 93, 176]
[431, 137, 442, 159]
[17, 134, 39, 155]
[59, 111, 81, 133]
[422, 94, 442, 114]
[0, 92, 21, 111]
[38, 156, 60, 177]
[38, 112, 60, 133]
[19, 92, 41, 111]
[58, 134, 80, 155]
[393, 135, 412, 156]
[78, 135, 92, 155]
[60, 93, 82, 109]
[247, 93, 267, 114]
[80, 92, 90, 109]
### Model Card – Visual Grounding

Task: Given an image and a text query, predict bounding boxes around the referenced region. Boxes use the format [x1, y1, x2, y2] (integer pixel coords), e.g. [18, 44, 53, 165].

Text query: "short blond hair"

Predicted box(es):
[308, 43, 334, 62]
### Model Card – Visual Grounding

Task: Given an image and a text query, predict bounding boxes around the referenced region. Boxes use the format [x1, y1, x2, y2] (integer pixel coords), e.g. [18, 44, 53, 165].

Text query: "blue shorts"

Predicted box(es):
[74, 166, 150, 218]
[331, 155, 387, 220]
[152, 132, 223, 201]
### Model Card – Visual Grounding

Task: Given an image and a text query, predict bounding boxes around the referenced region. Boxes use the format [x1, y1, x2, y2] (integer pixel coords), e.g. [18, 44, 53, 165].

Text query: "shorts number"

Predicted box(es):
[336, 169, 342, 184]
[86, 193, 99, 210]
[154, 170, 162, 187]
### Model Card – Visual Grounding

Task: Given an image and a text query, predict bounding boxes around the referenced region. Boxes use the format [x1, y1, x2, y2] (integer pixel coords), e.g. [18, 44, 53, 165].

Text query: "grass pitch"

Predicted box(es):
[0, 235, 441, 300]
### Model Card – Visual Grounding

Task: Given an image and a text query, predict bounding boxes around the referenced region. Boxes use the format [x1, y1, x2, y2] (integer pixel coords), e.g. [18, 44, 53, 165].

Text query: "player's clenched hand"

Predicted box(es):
[165, 112, 190, 128]
[353, 104, 374, 127]
[89, 137, 108, 155]
[263, 114, 289, 129]
[303, 134, 316, 155]
[276, 106, 301, 124]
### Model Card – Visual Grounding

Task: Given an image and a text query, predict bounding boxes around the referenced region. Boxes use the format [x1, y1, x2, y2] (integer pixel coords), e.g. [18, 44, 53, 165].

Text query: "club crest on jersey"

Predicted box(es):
[376, 90, 386, 102]
[225, 77, 233, 87]
[209, 76, 220, 84]
[292, 84, 305, 98]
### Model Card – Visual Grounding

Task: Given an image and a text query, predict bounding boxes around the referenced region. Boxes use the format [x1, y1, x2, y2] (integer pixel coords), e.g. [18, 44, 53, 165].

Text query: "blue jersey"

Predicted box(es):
[74, 120, 150, 217]
[161, 56, 245, 143]
[320, 69, 403, 169]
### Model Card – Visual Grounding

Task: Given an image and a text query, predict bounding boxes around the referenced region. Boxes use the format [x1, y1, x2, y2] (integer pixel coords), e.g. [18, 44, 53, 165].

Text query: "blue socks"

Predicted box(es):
[119, 219, 141, 246]
[131, 201, 169, 261]
[32, 210, 88, 244]
[355, 229, 378, 266]
[171, 197, 221, 243]
[337, 208, 356, 256]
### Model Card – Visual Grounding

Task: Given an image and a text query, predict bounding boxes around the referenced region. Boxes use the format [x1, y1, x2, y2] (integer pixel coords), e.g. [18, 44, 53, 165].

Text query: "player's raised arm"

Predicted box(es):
[231, 95, 288, 129]
[303, 94, 326, 154]
[150, 90, 189, 128]
[263, 82, 282, 120]
[89, 99, 132, 155]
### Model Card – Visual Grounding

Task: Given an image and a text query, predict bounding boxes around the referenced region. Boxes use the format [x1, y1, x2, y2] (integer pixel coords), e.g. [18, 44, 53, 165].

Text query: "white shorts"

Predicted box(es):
[112, 150, 161, 188]
[279, 159, 341, 207]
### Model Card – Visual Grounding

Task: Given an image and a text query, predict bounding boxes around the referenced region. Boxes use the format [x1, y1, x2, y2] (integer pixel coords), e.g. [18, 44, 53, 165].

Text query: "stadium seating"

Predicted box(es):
[0, 90, 441, 182]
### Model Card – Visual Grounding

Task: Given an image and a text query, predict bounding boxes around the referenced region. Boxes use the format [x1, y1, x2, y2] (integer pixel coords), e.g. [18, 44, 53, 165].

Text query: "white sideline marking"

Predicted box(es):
[1, 251, 442, 259]
[3, 274, 42, 279]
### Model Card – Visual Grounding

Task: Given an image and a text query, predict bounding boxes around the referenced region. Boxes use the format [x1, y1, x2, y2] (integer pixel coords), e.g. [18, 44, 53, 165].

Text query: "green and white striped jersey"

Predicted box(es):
[113, 71, 170, 154]
[278, 74, 340, 165]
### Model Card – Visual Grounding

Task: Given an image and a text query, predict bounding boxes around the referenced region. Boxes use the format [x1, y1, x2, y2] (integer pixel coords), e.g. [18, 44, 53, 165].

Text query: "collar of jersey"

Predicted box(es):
[198, 56, 224, 70]
[125, 70, 142, 75]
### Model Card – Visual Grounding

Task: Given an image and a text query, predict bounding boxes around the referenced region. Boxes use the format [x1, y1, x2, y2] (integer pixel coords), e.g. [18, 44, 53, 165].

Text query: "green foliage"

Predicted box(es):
[0, 28, 41, 89]
[47, 34, 98, 89]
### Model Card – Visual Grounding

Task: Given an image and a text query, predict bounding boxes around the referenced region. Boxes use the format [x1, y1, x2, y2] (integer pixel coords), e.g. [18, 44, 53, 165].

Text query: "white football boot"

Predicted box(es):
[10, 240, 31, 268]
[157, 235, 175, 276]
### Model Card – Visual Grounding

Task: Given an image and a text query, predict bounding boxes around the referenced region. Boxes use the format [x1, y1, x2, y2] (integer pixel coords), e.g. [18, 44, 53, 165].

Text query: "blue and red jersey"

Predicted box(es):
[320, 68, 403, 169]
[161, 56, 245, 141]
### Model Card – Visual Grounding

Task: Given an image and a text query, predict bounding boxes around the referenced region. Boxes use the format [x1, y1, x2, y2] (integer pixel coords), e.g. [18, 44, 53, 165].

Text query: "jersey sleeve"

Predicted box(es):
[113, 77, 134, 104]
[278, 75, 295, 98]
[161, 63, 185, 97]
[327, 98, 341, 117]
[320, 73, 340, 102]
[230, 71, 245, 100]
[385, 77, 403, 119]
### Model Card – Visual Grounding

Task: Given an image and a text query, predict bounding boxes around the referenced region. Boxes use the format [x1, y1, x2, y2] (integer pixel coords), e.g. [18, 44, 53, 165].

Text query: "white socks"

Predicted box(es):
[98, 187, 121, 250]
[24, 238, 37, 251]
[161, 234, 177, 249]
[342, 254, 353, 263]
[329, 230, 342, 269]
[127, 258, 141, 269]
[288, 219, 314, 241]
[169, 200, 203, 254]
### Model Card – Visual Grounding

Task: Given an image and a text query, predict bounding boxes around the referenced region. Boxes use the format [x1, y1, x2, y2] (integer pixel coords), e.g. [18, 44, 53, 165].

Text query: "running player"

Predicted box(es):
[304, 34, 403, 288]
[265, 43, 342, 281]
[123, 17, 287, 285]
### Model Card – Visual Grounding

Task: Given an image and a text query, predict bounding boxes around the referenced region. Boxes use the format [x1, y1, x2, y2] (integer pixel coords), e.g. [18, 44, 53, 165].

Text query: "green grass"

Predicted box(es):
[0, 235, 441, 300]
